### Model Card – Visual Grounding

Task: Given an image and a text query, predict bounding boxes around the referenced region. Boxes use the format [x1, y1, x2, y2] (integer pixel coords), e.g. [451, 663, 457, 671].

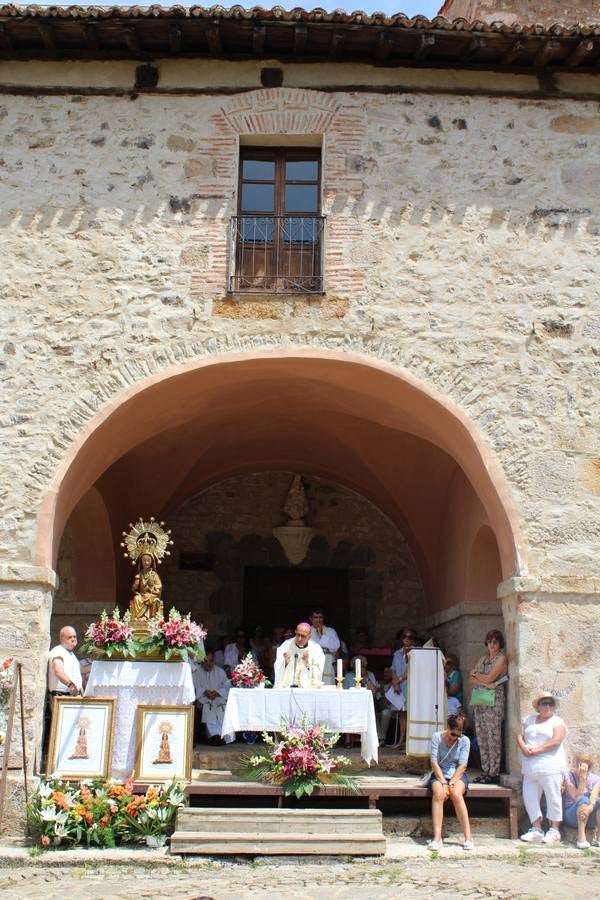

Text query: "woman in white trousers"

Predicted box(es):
[517, 692, 567, 844]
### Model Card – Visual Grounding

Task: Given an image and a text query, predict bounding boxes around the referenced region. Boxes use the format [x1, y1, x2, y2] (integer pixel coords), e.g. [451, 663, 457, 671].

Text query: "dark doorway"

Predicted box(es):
[243, 567, 349, 636]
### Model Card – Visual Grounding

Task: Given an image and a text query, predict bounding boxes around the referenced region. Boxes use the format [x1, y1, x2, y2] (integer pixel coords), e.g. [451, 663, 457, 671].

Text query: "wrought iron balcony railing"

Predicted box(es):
[228, 215, 326, 294]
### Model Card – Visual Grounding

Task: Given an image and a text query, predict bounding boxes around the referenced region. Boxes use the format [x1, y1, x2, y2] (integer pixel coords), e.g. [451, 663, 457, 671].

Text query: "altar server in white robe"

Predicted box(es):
[274, 622, 325, 688]
[193, 651, 235, 744]
[309, 609, 340, 685]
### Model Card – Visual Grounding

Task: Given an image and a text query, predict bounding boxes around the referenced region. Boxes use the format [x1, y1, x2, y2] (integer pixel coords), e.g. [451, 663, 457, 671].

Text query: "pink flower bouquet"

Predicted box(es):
[230, 653, 271, 688]
[81, 609, 137, 658]
[238, 714, 358, 798]
[141, 607, 207, 662]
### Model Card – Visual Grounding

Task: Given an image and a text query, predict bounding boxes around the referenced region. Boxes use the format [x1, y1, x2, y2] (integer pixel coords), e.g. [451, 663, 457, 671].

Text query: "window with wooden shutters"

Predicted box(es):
[229, 148, 325, 294]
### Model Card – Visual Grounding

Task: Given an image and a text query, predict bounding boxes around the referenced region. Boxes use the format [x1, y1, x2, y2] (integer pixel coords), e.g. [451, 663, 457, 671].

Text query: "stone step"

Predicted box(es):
[382, 814, 509, 839]
[170, 831, 386, 855]
[176, 807, 382, 834]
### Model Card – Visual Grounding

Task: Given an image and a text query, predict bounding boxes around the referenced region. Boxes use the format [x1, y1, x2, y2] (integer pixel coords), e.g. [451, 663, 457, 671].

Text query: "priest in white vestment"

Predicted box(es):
[193, 651, 235, 744]
[309, 609, 340, 685]
[274, 622, 325, 688]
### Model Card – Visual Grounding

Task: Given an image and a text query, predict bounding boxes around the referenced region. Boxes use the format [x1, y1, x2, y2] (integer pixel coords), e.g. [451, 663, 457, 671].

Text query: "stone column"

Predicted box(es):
[0, 563, 56, 776]
[499, 576, 600, 784]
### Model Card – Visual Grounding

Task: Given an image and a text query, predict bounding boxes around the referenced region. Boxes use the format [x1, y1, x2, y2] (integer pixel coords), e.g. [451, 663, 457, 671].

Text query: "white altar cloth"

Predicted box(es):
[221, 687, 379, 766]
[85, 660, 195, 779]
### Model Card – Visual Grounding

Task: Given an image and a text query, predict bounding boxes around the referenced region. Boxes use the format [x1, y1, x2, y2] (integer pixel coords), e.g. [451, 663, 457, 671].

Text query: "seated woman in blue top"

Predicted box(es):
[428, 713, 473, 851]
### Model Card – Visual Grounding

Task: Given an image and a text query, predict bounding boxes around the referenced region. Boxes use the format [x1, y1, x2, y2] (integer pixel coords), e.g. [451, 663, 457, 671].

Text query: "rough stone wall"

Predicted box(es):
[439, 0, 600, 25]
[0, 70, 600, 808]
[1, 84, 599, 579]
[154, 472, 424, 646]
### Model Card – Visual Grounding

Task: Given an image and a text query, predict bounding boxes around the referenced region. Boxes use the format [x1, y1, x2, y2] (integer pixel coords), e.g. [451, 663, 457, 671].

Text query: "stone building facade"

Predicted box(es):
[1, 3, 600, 829]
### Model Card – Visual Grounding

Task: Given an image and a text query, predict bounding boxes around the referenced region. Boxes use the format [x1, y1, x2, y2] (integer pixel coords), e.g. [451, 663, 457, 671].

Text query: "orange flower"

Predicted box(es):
[100, 815, 108, 827]
[85, 812, 94, 825]
[146, 787, 158, 802]
[41, 835, 50, 846]
[125, 778, 134, 793]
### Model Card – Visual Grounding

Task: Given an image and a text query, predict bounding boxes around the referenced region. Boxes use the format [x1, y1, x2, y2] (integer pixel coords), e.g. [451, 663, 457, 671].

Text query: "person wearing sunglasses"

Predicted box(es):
[427, 713, 474, 851]
[518, 692, 568, 844]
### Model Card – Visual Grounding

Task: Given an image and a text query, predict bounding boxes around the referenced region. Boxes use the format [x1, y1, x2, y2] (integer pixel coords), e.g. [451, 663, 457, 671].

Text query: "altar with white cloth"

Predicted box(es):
[221, 687, 379, 766]
[85, 659, 195, 779]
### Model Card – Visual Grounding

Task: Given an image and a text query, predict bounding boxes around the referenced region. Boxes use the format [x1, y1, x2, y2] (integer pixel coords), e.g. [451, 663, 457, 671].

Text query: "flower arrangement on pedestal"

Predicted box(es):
[26, 777, 186, 849]
[0, 657, 15, 746]
[140, 607, 207, 662]
[238, 714, 359, 798]
[80, 609, 139, 658]
[230, 652, 271, 688]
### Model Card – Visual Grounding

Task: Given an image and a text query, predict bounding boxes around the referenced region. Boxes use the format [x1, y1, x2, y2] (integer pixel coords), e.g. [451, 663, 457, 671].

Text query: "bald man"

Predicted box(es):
[47, 626, 83, 697]
[274, 622, 325, 688]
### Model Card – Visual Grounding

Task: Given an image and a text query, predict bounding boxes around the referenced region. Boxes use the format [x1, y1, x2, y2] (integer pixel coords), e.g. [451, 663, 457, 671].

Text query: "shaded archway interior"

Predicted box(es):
[43, 355, 518, 615]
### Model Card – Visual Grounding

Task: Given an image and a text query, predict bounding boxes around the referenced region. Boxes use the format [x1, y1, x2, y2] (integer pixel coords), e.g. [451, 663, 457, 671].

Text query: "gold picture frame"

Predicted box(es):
[47, 696, 116, 780]
[133, 704, 194, 783]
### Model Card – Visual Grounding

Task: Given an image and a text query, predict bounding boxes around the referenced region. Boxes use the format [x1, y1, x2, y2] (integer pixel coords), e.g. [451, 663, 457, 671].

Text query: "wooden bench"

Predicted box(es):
[181, 779, 518, 839]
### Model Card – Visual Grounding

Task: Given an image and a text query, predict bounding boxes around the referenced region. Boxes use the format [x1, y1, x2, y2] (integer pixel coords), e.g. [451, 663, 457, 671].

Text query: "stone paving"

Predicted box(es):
[0, 841, 598, 899]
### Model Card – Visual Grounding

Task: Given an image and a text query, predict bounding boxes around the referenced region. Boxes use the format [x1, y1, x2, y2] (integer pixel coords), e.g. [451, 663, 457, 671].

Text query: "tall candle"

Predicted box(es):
[337, 659, 343, 680]
[355, 657, 361, 679]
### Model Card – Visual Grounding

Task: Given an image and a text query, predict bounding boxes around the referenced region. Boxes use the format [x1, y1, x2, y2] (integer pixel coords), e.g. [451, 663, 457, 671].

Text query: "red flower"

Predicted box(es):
[41, 835, 50, 846]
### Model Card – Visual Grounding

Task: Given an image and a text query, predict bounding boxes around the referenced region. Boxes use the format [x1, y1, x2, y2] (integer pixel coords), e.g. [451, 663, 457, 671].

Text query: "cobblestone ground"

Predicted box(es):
[0, 855, 598, 899]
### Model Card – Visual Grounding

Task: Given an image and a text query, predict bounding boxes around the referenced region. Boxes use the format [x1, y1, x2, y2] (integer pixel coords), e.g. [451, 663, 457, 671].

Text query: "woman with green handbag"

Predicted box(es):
[469, 629, 508, 784]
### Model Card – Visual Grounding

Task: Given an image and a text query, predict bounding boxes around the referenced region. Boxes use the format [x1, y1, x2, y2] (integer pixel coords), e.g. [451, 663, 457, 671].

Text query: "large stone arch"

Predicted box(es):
[35, 348, 526, 595]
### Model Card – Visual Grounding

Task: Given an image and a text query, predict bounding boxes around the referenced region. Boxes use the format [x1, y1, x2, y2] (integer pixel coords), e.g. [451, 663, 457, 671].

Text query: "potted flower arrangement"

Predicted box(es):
[140, 607, 207, 662]
[115, 778, 186, 847]
[230, 652, 271, 688]
[26, 777, 186, 849]
[80, 609, 139, 659]
[238, 714, 359, 798]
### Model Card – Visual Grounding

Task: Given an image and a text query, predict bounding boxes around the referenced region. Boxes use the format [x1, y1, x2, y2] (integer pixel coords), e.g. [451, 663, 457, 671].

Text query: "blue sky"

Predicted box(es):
[71, 2, 443, 16]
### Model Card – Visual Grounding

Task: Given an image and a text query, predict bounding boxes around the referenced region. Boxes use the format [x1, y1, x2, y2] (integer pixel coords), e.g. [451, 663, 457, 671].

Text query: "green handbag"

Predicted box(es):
[470, 686, 496, 707]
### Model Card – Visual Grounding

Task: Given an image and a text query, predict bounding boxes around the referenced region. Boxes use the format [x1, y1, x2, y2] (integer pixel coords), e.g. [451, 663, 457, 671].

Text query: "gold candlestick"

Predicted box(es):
[336, 676, 344, 690]
[354, 674, 363, 690]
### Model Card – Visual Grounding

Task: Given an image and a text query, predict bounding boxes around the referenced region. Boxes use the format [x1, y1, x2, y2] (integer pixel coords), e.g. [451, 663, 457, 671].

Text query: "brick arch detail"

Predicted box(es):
[188, 88, 368, 297]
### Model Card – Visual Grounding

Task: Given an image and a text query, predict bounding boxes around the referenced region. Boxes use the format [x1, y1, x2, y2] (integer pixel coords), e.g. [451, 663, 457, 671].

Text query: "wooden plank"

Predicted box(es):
[293, 24, 307, 55]
[253, 25, 266, 56]
[171, 832, 386, 855]
[330, 30, 345, 57]
[534, 40, 561, 68]
[374, 31, 394, 61]
[502, 39, 525, 66]
[176, 808, 382, 834]
[461, 36, 485, 62]
[206, 22, 222, 55]
[37, 24, 57, 54]
[169, 24, 182, 54]
[123, 27, 140, 55]
[565, 39, 594, 67]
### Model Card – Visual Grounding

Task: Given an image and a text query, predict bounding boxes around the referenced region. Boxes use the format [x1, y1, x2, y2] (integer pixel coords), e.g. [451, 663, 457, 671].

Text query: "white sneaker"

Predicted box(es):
[428, 839, 443, 851]
[463, 840, 475, 850]
[520, 826, 544, 843]
[576, 839, 591, 850]
[542, 827, 562, 844]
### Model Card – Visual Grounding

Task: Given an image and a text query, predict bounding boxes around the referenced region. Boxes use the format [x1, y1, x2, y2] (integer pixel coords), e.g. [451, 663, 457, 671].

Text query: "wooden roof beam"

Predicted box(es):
[565, 39, 594, 66]
[293, 24, 307, 55]
[534, 40, 561, 68]
[0, 23, 14, 53]
[206, 21, 222, 55]
[123, 27, 140, 55]
[253, 25, 266, 55]
[502, 39, 525, 66]
[83, 24, 99, 53]
[460, 36, 485, 62]
[414, 34, 435, 62]
[330, 29, 345, 57]
[375, 30, 394, 61]
[169, 24, 182, 54]
[37, 23, 57, 54]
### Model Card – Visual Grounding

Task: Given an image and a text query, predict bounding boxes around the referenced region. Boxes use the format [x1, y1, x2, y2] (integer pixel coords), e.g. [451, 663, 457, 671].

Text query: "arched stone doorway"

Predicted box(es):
[35, 350, 524, 768]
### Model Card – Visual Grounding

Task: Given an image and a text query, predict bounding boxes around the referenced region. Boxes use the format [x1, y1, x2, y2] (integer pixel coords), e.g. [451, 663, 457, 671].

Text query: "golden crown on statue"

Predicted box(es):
[120, 517, 174, 565]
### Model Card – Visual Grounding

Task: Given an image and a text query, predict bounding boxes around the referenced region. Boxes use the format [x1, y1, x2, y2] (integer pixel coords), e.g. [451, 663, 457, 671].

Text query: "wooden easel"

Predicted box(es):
[0, 662, 28, 831]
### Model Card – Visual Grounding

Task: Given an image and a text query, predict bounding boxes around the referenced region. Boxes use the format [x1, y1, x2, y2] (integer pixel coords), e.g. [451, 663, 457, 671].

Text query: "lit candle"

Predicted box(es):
[355, 657, 361, 679]
[337, 659, 343, 680]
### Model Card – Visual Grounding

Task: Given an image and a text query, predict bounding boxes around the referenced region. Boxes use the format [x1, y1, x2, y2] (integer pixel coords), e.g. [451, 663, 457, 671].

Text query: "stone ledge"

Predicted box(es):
[425, 601, 501, 629]
[0, 563, 58, 589]
[498, 575, 600, 599]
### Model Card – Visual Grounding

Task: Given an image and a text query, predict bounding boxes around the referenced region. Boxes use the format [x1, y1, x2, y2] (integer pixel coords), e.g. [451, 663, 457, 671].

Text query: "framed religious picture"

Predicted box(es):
[133, 704, 194, 783]
[47, 696, 116, 780]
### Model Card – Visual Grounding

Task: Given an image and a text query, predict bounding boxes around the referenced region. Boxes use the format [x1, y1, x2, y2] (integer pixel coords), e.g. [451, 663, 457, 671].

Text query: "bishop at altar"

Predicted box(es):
[274, 622, 325, 688]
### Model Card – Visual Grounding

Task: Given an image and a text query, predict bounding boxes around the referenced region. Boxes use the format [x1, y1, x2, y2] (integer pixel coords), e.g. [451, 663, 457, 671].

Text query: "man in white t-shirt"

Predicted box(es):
[309, 609, 340, 685]
[47, 626, 83, 697]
